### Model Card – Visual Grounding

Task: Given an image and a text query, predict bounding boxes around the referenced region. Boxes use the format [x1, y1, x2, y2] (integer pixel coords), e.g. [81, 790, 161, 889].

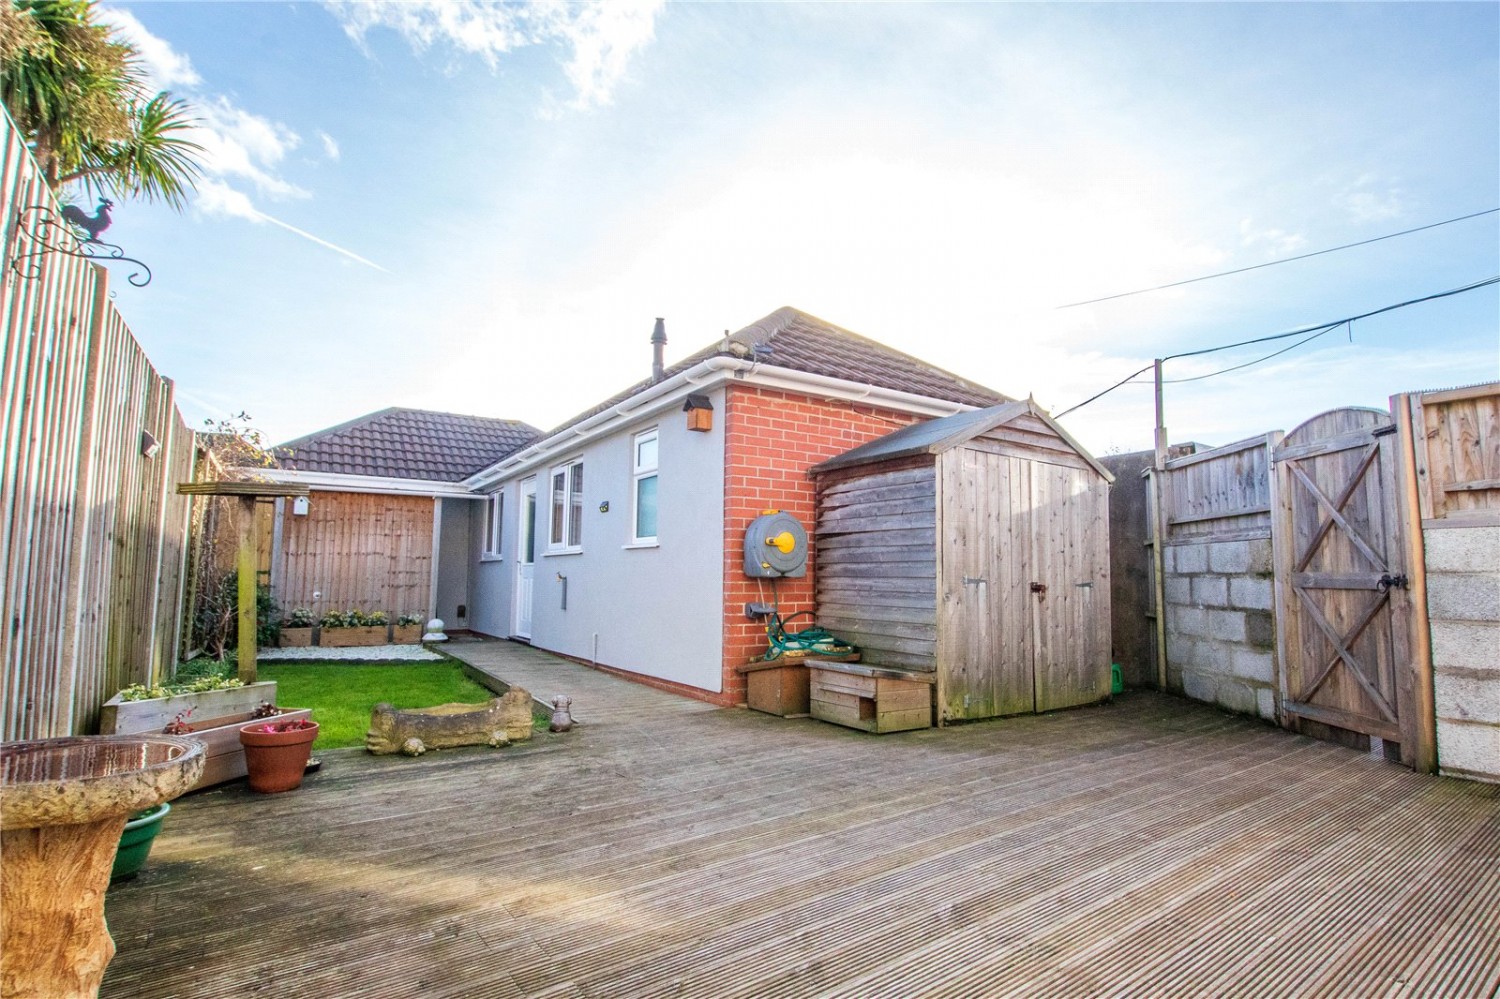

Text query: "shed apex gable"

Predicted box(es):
[810, 399, 1114, 482]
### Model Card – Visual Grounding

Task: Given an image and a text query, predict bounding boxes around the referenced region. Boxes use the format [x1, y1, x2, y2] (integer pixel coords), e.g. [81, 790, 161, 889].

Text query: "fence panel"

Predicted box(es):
[0, 111, 194, 738]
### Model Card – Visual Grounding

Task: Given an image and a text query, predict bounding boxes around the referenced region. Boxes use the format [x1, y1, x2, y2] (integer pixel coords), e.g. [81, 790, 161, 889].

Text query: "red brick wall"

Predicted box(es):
[719, 385, 922, 703]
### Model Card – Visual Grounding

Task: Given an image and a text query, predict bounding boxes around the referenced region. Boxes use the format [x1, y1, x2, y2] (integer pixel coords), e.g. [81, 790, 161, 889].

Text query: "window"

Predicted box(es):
[549, 459, 584, 551]
[482, 491, 504, 558]
[632, 428, 658, 544]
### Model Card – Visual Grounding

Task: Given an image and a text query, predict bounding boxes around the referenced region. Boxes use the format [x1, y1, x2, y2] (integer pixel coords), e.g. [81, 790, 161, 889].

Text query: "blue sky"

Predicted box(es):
[90, 1, 1498, 454]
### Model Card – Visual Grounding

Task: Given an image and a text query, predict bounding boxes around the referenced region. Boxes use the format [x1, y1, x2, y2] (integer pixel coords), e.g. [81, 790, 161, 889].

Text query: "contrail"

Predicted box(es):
[251, 208, 388, 272]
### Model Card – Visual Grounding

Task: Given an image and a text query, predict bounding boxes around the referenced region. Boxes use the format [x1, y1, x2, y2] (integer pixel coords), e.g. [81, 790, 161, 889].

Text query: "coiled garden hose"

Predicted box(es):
[763, 611, 858, 661]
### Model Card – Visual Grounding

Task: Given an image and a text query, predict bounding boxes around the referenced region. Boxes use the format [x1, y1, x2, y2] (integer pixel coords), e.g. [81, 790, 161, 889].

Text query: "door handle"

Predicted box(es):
[1377, 573, 1408, 593]
[1030, 582, 1047, 595]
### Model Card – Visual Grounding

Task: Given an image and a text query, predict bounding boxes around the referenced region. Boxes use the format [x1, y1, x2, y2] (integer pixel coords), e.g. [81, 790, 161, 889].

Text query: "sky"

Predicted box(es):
[74, 1, 1500, 455]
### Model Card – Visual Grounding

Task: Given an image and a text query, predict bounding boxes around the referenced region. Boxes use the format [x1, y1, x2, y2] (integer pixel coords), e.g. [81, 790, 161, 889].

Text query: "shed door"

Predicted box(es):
[939, 452, 1108, 720]
[1031, 462, 1109, 712]
[1273, 408, 1415, 759]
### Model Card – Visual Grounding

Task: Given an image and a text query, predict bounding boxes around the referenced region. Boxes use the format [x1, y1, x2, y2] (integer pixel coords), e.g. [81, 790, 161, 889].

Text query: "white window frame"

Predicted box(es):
[631, 427, 659, 546]
[548, 458, 584, 553]
[482, 491, 504, 560]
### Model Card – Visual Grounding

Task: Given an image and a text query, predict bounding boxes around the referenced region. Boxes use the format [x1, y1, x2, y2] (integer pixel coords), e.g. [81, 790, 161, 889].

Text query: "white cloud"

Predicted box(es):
[1239, 218, 1308, 258]
[98, 5, 381, 267]
[96, 7, 202, 89]
[1339, 174, 1406, 223]
[325, 0, 663, 109]
[192, 98, 307, 200]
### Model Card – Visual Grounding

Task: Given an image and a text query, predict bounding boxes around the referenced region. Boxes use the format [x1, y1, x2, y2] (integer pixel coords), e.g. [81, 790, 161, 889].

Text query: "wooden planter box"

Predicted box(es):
[184, 708, 312, 790]
[319, 626, 390, 648]
[809, 664, 933, 734]
[392, 624, 422, 644]
[99, 682, 279, 735]
[740, 660, 811, 717]
[279, 627, 314, 648]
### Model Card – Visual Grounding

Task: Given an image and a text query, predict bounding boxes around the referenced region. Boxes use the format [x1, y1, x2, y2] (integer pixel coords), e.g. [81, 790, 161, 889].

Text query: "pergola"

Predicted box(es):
[176, 480, 310, 682]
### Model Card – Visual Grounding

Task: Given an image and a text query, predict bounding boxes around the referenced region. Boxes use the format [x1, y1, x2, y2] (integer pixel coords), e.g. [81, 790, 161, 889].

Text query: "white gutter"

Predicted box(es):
[464, 356, 981, 490]
[256, 468, 479, 499]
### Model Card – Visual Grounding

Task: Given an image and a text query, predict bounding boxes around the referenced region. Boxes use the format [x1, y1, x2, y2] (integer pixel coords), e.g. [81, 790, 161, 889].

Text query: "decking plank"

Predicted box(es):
[100, 639, 1500, 998]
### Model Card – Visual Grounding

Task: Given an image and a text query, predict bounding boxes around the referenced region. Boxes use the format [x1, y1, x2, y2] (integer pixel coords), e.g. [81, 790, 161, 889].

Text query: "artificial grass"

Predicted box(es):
[259, 662, 496, 750]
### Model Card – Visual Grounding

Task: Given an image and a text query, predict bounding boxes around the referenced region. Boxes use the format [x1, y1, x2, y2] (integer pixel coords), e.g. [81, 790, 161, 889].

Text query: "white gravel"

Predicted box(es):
[256, 644, 446, 663]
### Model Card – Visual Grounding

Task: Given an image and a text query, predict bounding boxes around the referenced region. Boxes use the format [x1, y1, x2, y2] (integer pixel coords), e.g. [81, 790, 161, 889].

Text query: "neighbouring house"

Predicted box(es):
[461, 306, 1010, 706]
[254, 408, 539, 627]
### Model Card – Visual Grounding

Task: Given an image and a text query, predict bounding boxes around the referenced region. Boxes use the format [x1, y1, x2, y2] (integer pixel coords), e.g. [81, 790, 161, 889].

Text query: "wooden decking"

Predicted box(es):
[102, 641, 1499, 998]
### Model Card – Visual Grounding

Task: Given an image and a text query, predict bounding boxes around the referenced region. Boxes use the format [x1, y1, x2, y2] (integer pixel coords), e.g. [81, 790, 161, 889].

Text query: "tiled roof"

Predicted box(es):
[275, 408, 540, 482]
[547, 306, 1009, 436]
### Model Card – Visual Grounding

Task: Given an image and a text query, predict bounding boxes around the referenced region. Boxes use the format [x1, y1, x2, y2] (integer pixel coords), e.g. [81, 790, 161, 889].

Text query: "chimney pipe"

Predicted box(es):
[650, 317, 667, 381]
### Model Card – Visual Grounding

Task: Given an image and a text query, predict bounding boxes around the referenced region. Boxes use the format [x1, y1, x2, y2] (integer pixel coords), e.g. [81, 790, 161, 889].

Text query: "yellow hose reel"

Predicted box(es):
[743, 511, 808, 577]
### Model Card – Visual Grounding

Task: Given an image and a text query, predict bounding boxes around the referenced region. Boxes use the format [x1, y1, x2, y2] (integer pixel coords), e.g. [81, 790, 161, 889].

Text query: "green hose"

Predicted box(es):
[763, 611, 858, 661]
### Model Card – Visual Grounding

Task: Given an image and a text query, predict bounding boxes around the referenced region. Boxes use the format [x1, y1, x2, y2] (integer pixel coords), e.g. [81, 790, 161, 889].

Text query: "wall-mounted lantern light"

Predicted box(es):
[139, 430, 160, 458]
[684, 393, 714, 433]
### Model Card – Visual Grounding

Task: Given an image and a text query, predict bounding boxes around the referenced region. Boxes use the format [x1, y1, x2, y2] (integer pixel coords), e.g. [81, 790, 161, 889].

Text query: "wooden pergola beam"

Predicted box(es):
[176, 481, 311, 682]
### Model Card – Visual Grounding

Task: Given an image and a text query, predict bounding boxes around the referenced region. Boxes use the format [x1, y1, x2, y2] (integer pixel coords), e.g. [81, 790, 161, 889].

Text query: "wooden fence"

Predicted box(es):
[1142, 384, 1499, 777]
[1160, 433, 1280, 543]
[1, 112, 195, 740]
[270, 491, 435, 621]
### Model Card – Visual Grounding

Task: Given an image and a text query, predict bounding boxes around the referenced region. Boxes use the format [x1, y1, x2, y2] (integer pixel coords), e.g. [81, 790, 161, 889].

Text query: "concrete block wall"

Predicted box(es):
[1163, 536, 1278, 722]
[1425, 525, 1500, 783]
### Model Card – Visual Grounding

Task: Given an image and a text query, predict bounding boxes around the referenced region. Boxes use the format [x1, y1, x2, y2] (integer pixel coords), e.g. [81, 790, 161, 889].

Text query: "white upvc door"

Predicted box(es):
[512, 478, 536, 639]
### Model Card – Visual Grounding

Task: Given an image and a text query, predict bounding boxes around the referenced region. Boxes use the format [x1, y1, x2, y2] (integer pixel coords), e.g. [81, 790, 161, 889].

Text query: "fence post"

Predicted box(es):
[1392, 392, 1437, 772]
[55, 265, 109, 733]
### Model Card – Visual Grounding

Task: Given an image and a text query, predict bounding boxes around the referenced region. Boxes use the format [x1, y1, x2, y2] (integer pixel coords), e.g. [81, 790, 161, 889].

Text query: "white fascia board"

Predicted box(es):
[256, 468, 478, 498]
[465, 356, 981, 490]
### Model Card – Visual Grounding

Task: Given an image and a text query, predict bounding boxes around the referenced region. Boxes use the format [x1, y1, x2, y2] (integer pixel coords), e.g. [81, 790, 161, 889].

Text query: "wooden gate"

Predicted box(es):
[1272, 407, 1418, 762]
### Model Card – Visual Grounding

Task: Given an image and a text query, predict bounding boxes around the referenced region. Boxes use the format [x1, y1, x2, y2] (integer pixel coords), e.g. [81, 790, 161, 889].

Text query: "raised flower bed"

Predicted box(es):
[274, 609, 426, 648]
[99, 680, 309, 790]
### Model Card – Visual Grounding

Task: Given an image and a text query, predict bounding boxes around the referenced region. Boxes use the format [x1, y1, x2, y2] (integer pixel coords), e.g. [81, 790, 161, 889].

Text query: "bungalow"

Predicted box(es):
[462, 306, 1010, 706]
[257, 407, 539, 628]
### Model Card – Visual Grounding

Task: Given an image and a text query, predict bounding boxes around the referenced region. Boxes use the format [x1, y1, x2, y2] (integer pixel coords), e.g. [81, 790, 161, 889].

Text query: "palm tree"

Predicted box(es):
[1, 0, 202, 209]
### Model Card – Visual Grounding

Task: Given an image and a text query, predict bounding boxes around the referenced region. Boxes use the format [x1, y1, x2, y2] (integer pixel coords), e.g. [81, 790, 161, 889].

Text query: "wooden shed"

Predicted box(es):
[810, 400, 1114, 723]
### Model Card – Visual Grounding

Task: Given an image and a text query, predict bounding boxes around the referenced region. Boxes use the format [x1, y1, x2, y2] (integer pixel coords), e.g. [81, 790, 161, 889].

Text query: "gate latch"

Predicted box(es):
[1030, 582, 1048, 595]
[1377, 573, 1409, 593]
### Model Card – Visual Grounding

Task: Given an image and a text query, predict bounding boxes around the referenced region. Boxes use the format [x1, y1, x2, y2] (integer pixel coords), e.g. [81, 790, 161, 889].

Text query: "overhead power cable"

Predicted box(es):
[1056, 208, 1499, 309]
[1053, 275, 1500, 418]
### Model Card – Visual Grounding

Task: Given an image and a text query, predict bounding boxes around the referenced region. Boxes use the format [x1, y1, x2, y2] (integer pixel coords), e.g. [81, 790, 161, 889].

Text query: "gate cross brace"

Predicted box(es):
[1294, 586, 1399, 723]
[1290, 445, 1384, 573]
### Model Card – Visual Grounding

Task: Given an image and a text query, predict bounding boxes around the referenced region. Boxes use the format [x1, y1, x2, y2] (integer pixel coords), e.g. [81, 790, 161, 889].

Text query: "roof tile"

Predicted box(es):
[275, 408, 539, 482]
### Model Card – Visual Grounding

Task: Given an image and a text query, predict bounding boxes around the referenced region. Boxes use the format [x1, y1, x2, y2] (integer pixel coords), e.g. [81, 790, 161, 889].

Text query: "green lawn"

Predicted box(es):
[259, 662, 497, 749]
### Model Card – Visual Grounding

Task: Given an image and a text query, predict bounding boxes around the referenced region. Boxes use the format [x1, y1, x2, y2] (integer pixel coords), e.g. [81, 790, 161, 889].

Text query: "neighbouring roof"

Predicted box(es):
[546, 306, 1010, 437]
[275, 408, 540, 482]
[810, 399, 1113, 481]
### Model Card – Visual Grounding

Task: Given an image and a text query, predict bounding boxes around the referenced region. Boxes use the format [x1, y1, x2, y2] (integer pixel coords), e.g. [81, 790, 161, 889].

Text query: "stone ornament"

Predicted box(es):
[365, 689, 534, 756]
[549, 695, 574, 732]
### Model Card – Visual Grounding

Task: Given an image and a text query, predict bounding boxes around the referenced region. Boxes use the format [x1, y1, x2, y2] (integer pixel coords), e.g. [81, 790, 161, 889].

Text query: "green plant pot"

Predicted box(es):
[111, 801, 171, 882]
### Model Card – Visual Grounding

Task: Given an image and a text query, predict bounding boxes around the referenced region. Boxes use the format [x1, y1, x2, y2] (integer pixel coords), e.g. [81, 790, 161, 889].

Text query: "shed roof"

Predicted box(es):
[546, 306, 1009, 437]
[275, 408, 540, 482]
[810, 399, 1114, 481]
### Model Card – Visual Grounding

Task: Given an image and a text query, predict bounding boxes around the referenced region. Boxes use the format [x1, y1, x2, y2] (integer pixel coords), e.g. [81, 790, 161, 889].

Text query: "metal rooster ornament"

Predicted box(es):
[61, 199, 114, 242]
[9, 198, 151, 286]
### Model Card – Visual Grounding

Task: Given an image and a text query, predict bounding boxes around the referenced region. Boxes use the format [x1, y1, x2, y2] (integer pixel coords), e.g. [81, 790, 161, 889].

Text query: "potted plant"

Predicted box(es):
[393, 612, 423, 644]
[239, 716, 319, 793]
[280, 607, 316, 647]
[111, 802, 173, 882]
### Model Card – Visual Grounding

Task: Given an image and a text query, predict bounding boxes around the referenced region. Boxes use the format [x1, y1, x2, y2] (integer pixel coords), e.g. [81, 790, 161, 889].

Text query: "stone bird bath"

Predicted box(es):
[1, 735, 204, 998]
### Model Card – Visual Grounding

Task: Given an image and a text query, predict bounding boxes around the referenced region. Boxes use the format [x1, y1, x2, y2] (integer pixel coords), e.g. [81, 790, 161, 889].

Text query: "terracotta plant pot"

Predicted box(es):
[111, 801, 171, 882]
[238, 719, 319, 793]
